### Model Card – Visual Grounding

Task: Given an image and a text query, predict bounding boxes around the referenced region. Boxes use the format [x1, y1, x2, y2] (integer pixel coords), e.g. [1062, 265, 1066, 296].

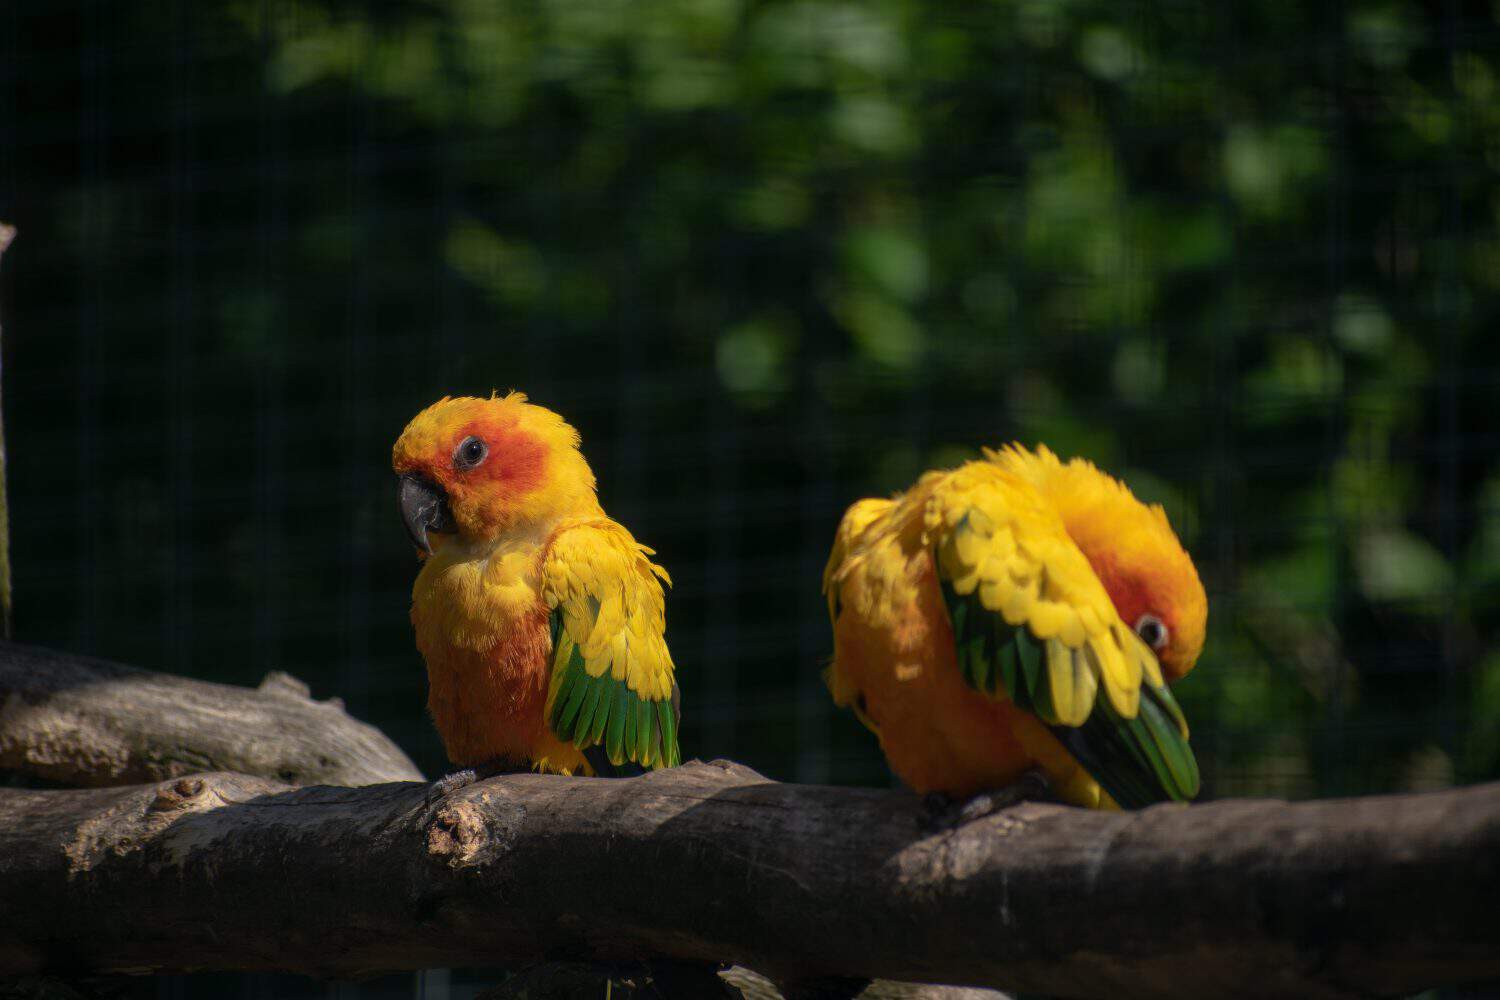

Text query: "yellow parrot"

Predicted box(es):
[392, 392, 680, 785]
[823, 444, 1207, 812]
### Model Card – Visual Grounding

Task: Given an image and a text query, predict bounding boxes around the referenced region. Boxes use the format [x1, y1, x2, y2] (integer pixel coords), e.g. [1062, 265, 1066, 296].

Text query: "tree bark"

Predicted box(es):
[0, 760, 1494, 999]
[469, 962, 1006, 999]
[0, 640, 422, 787]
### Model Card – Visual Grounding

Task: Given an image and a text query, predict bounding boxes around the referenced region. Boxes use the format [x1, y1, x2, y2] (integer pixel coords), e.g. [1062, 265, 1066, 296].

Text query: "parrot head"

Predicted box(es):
[993, 445, 1208, 682]
[392, 392, 598, 554]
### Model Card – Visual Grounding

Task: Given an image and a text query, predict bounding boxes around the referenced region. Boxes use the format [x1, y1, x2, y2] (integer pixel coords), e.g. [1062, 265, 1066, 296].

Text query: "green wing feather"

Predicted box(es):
[1052, 682, 1200, 807]
[656, 698, 678, 766]
[545, 607, 682, 770]
[938, 569, 1199, 808]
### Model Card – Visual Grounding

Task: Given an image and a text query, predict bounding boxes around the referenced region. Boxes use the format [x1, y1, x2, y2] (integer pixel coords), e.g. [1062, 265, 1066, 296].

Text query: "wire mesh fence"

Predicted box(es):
[4, 1, 1500, 996]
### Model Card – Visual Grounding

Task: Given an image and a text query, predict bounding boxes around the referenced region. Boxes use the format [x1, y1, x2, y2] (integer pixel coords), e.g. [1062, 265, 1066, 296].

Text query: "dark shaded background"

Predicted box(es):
[4, 2, 1500, 997]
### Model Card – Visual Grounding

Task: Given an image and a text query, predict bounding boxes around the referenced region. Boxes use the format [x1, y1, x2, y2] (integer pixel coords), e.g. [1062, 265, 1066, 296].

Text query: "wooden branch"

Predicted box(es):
[469, 962, 1005, 999]
[0, 640, 422, 787]
[0, 761, 1494, 999]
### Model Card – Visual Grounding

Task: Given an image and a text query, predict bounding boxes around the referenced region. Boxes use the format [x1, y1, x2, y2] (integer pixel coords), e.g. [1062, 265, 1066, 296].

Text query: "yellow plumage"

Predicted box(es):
[541, 520, 676, 706]
[394, 393, 680, 775]
[824, 445, 1205, 809]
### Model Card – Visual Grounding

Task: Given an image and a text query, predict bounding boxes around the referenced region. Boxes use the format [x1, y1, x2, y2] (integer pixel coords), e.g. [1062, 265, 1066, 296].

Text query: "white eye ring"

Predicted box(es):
[454, 435, 488, 471]
[1134, 613, 1170, 651]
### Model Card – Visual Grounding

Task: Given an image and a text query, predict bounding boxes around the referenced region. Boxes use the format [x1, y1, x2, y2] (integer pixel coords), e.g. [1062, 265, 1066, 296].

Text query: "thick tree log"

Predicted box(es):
[0, 761, 1494, 999]
[0, 640, 422, 787]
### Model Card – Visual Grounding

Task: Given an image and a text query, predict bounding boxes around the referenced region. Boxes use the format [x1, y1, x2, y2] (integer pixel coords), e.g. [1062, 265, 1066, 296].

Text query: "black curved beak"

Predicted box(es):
[398, 473, 455, 555]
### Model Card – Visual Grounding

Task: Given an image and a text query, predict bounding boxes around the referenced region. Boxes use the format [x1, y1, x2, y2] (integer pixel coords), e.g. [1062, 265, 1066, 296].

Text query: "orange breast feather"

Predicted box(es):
[830, 524, 1103, 805]
[833, 551, 1029, 795]
[418, 597, 588, 774]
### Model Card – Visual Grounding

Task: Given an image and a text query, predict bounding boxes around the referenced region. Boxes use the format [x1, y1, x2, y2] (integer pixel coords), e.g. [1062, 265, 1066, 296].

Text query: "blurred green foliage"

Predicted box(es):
[7, 0, 1500, 798]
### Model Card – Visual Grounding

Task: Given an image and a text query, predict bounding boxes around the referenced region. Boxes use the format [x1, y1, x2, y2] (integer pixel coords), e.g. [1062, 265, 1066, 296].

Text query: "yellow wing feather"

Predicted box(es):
[821, 496, 896, 725]
[540, 519, 675, 703]
[823, 459, 1162, 727]
[822, 496, 895, 623]
[926, 462, 1144, 722]
[824, 452, 1199, 807]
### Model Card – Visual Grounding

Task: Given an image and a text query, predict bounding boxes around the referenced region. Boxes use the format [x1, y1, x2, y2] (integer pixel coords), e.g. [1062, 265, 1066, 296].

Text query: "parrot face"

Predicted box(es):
[1084, 542, 1206, 683]
[992, 444, 1207, 682]
[392, 393, 597, 553]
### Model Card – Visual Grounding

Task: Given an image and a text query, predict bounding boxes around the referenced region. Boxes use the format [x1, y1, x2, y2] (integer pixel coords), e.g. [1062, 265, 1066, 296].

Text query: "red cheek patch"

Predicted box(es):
[455, 417, 547, 495]
[1090, 553, 1193, 675]
[1090, 552, 1152, 631]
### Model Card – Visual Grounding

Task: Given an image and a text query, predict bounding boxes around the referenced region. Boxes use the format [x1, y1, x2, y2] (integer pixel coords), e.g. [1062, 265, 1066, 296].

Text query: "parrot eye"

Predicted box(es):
[1134, 614, 1169, 651]
[454, 435, 488, 471]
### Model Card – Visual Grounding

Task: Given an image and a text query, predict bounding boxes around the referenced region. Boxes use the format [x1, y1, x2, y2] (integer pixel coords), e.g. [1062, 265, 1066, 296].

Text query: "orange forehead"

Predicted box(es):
[391, 395, 547, 495]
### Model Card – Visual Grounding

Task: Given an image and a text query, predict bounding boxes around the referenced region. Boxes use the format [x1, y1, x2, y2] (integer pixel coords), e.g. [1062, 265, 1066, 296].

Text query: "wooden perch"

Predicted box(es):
[0, 761, 1495, 999]
[0, 640, 422, 787]
[0, 644, 998, 1000]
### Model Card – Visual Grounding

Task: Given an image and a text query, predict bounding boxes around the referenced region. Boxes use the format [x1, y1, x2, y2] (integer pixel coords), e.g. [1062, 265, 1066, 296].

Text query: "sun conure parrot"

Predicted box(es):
[393, 392, 681, 784]
[822, 444, 1207, 812]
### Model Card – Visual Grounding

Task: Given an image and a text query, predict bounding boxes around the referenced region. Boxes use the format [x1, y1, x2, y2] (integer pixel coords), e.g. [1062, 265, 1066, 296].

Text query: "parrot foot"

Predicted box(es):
[424, 769, 477, 805]
[424, 757, 516, 806]
[921, 770, 1050, 831]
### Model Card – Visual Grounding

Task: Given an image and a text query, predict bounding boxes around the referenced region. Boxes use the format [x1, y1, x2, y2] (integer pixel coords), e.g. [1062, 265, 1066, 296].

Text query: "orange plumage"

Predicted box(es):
[419, 596, 572, 771]
[823, 445, 1206, 809]
[394, 393, 679, 776]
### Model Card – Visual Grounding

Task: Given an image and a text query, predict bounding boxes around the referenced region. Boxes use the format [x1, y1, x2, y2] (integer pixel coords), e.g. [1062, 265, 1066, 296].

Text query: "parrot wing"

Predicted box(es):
[929, 467, 1199, 806]
[821, 496, 897, 734]
[822, 497, 895, 624]
[540, 520, 681, 770]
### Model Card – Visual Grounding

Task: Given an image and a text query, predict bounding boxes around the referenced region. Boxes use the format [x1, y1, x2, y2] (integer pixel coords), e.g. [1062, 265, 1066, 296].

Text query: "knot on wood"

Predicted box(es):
[426, 802, 489, 866]
[68, 778, 222, 873]
[149, 777, 206, 812]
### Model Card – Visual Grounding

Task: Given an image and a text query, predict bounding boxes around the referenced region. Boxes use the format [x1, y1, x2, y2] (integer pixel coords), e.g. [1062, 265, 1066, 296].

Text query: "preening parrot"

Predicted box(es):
[823, 444, 1207, 811]
[393, 392, 680, 782]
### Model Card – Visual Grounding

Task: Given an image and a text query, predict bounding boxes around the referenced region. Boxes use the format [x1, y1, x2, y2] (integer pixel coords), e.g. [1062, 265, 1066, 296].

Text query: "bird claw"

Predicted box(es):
[921, 770, 1050, 831]
[425, 768, 478, 806]
[424, 757, 523, 806]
